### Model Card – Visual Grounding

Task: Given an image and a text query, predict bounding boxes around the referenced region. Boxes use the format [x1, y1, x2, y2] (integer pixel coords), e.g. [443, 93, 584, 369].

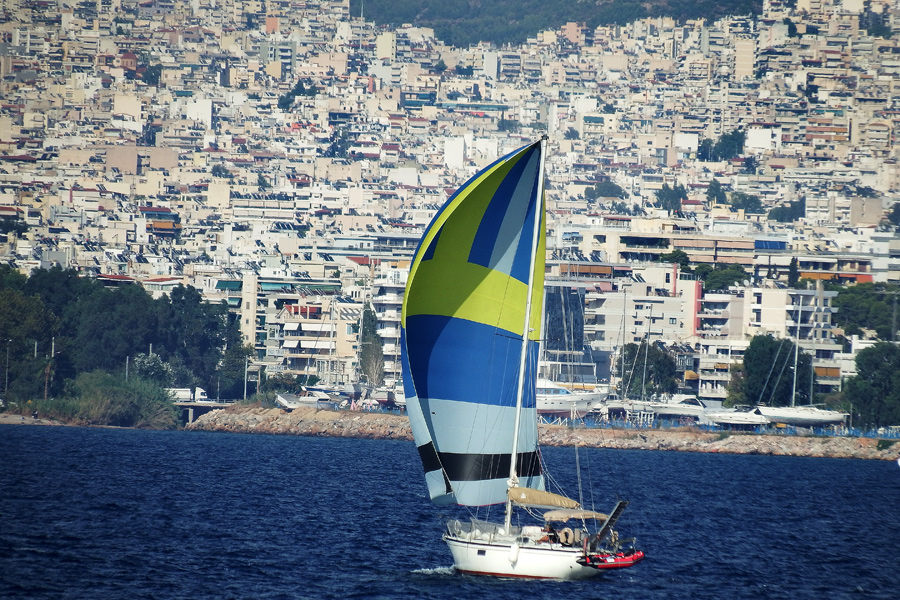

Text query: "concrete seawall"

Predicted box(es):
[186, 405, 900, 461]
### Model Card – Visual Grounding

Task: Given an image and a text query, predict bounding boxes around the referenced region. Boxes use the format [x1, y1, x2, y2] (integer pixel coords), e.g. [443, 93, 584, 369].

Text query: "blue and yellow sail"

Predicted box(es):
[401, 141, 546, 506]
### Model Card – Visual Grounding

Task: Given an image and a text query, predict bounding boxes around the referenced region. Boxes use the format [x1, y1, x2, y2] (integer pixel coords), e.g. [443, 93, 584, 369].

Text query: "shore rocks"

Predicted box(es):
[185, 404, 900, 461]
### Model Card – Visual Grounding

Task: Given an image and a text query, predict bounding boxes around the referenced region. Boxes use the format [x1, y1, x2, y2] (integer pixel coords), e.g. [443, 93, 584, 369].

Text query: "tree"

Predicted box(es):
[564, 127, 580, 140]
[217, 341, 254, 400]
[358, 304, 384, 386]
[619, 341, 677, 398]
[0, 216, 27, 235]
[787, 257, 800, 287]
[0, 289, 60, 401]
[841, 342, 900, 428]
[658, 249, 690, 269]
[832, 282, 899, 340]
[714, 129, 746, 160]
[141, 64, 162, 86]
[728, 335, 813, 408]
[260, 372, 307, 394]
[783, 18, 798, 37]
[130, 352, 175, 386]
[697, 138, 714, 161]
[888, 202, 900, 228]
[706, 179, 726, 204]
[655, 183, 687, 213]
[743, 156, 758, 175]
[730, 191, 764, 214]
[699, 129, 746, 161]
[159, 285, 231, 389]
[585, 180, 625, 200]
[703, 265, 748, 291]
[211, 164, 231, 178]
[0, 264, 26, 291]
[867, 22, 892, 39]
[768, 199, 805, 223]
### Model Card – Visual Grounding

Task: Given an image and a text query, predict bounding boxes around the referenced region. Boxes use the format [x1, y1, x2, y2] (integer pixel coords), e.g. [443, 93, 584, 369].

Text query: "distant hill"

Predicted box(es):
[350, 0, 762, 48]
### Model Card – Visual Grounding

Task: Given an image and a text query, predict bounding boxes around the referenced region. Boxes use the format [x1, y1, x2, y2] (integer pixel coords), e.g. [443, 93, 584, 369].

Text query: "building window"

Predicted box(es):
[669, 317, 677, 324]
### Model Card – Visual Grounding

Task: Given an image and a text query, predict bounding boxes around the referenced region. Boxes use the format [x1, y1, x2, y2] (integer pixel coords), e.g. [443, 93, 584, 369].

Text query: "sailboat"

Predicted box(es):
[400, 139, 643, 579]
[755, 311, 848, 427]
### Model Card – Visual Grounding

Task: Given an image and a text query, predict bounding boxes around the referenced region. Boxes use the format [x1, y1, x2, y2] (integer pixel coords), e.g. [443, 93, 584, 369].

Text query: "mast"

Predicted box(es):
[791, 300, 800, 407]
[618, 289, 627, 398]
[640, 306, 652, 403]
[505, 137, 547, 533]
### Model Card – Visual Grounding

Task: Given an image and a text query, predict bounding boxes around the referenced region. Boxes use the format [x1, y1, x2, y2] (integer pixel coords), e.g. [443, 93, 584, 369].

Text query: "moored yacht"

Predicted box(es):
[704, 405, 769, 427]
[536, 379, 605, 419]
[755, 404, 848, 427]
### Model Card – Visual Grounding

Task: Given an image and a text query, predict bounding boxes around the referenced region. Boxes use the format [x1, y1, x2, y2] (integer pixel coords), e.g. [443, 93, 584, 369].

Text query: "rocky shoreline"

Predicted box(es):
[186, 404, 900, 461]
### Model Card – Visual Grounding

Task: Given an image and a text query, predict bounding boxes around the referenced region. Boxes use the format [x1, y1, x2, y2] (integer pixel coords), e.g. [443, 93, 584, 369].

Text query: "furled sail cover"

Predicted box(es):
[401, 141, 546, 506]
[507, 487, 579, 510]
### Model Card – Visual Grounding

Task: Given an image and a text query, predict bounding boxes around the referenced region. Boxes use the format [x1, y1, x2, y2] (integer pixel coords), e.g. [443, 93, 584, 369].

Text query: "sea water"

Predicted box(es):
[1, 425, 898, 599]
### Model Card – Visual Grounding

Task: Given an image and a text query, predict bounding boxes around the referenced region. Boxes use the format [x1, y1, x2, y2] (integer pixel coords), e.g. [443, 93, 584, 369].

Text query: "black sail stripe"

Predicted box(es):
[417, 442, 443, 473]
[416, 442, 453, 493]
[438, 451, 542, 482]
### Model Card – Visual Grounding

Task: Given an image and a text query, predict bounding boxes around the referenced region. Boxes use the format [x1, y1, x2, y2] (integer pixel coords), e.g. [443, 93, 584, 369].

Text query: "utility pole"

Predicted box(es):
[44, 337, 54, 400]
[243, 356, 248, 401]
[4, 339, 10, 399]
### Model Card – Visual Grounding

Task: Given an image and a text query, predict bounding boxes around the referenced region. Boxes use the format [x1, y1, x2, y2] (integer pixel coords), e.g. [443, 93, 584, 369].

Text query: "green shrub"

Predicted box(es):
[876, 439, 897, 451]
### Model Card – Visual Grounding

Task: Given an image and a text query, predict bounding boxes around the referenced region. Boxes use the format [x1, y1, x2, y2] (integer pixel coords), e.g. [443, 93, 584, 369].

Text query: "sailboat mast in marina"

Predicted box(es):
[401, 138, 644, 579]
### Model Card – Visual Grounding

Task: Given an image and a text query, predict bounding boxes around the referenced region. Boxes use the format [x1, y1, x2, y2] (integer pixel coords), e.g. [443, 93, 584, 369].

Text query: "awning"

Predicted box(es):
[283, 322, 300, 331]
[282, 340, 299, 349]
[508, 487, 579, 510]
[300, 340, 334, 349]
[543, 509, 609, 522]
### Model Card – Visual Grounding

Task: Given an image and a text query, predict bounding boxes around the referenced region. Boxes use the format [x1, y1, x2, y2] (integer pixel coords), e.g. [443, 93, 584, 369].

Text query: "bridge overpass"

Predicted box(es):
[174, 400, 238, 424]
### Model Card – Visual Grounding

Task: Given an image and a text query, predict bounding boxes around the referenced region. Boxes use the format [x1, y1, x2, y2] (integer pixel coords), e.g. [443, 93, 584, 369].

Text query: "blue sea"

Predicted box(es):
[1, 425, 899, 600]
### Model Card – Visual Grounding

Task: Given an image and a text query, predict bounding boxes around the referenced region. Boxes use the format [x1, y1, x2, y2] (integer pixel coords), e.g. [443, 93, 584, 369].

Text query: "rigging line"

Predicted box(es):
[768, 341, 793, 406]
[756, 338, 787, 406]
[575, 443, 584, 508]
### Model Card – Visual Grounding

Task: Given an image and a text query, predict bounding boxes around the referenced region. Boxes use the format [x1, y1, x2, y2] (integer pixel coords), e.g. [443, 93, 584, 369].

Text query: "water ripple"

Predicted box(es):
[1, 425, 898, 600]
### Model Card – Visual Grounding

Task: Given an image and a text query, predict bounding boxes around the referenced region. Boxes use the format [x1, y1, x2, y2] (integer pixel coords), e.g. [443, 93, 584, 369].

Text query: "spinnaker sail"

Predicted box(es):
[401, 141, 546, 507]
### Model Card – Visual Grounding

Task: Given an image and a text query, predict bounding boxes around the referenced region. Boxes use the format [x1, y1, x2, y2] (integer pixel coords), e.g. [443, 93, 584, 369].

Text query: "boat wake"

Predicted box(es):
[411, 566, 456, 576]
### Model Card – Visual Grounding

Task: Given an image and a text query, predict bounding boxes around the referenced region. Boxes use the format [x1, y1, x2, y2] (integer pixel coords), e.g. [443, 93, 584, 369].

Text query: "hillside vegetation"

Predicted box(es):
[0, 265, 252, 427]
[350, 0, 761, 48]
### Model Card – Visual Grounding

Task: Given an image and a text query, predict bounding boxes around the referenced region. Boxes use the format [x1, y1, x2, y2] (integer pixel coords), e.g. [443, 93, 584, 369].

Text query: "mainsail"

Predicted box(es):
[401, 141, 546, 507]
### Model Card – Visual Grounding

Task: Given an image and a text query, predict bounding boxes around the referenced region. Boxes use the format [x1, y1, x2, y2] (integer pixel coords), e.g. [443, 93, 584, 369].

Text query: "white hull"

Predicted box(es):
[536, 379, 605, 419]
[756, 405, 847, 427]
[705, 409, 769, 426]
[444, 534, 599, 580]
[537, 395, 601, 419]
